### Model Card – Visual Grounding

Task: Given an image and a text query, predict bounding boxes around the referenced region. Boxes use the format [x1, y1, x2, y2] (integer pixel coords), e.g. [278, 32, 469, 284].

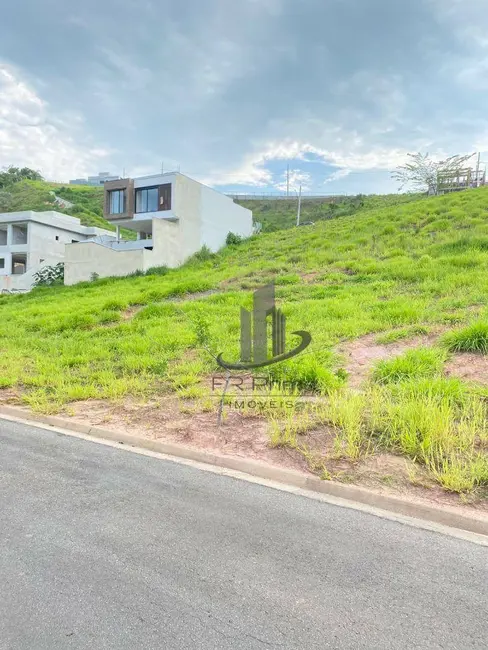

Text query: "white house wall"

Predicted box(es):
[172, 174, 202, 261]
[199, 183, 253, 252]
[64, 241, 154, 285]
[27, 221, 82, 270]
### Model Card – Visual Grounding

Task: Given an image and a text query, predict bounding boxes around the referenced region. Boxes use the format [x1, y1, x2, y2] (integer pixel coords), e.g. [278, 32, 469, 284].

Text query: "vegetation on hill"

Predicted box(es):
[0, 179, 135, 238]
[1, 187, 488, 495]
[239, 192, 425, 232]
[0, 165, 43, 189]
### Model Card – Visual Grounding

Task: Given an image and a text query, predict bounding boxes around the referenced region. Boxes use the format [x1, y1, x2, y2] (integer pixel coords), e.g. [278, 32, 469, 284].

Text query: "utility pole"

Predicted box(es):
[286, 164, 290, 198]
[296, 184, 302, 227]
[476, 152, 481, 187]
[161, 162, 164, 175]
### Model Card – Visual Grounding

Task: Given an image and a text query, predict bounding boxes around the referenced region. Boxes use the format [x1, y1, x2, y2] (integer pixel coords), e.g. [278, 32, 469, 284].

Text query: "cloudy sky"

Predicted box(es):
[1, 0, 487, 194]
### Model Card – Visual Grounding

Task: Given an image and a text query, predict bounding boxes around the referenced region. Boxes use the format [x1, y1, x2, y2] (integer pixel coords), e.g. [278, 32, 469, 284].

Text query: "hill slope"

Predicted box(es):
[0, 180, 138, 237]
[1, 187, 488, 495]
[243, 192, 425, 232]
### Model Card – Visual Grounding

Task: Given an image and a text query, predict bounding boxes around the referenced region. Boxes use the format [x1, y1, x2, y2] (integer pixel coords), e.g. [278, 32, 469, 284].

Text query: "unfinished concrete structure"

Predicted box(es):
[0, 211, 114, 292]
[64, 172, 253, 285]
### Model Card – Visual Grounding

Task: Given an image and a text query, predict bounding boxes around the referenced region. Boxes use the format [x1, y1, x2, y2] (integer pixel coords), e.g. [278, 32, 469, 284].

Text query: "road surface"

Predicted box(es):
[0, 419, 487, 649]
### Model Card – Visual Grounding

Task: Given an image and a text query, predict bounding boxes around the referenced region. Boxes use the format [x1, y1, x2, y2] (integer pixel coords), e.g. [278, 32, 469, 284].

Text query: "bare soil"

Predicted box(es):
[338, 332, 440, 388]
[445, 352, 488, 386]
[339, 331, 488, 387]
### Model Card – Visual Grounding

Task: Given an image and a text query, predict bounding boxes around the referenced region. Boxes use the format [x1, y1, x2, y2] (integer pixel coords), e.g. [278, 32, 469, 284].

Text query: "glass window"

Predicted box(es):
[135, 187, 159, 213]
[109, 190, 124, 214]
[147, 187, 158, 212]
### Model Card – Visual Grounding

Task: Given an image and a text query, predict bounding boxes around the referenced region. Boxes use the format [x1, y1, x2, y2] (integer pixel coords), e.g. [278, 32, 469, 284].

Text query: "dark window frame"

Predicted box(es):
[135, 186, 159, 214]
[158, 183, 172, 211]
[109, 189, 125, 215]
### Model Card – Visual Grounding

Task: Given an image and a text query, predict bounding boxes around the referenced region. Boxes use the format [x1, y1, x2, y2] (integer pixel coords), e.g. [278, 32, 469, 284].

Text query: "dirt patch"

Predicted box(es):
[445, 353, 488, 386]
[121, 306, 142, 320]
[60, 398, 488, 514]
[65, 397, 311, 475]
[339, 332, 440, 389]
[301, 272, 321, 283]
[168, 289, 219, 303]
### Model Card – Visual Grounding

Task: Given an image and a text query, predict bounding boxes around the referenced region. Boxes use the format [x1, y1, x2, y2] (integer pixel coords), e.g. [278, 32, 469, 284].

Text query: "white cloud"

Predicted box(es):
[199, 152, 273, 187]
[274, 168, 312, 192]
[0, 62, 113, 181]
[200, 137, 414, 188]
[324, 168, 351, 184]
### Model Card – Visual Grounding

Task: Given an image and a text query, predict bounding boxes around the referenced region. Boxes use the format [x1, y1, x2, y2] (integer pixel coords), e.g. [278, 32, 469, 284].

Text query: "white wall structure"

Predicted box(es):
[64, 172, 253, 285]
[0, 211, 115, 292]
[69, 172, 121, 186]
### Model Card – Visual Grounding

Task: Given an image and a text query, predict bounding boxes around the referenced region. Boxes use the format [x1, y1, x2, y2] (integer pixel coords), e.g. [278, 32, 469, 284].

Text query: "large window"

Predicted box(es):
[109, 190, 125, 215]
[135, 187, 159, 213]
[12, 224, 27, 245]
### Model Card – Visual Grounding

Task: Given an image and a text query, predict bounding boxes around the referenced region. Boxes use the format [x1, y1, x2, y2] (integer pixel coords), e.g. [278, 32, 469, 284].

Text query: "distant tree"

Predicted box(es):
[0, 190, 12, 211]
[392, 153, 475, 195]
[0, 166, 43, 189]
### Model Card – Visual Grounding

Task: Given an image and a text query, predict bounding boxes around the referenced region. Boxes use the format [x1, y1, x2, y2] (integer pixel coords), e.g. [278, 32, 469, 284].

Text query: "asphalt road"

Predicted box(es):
[0, 419, 487, 650]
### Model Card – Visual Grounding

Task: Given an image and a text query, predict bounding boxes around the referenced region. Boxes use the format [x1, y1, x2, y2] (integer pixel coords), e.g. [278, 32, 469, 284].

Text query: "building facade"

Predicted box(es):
[64, 172, 253, 285]
[69, 172, 121, 186]
[0, 211, 115, 292]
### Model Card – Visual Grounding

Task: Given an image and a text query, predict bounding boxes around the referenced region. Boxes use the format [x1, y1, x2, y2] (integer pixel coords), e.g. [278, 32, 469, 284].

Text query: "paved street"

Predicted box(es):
[0, 419, 487, 649]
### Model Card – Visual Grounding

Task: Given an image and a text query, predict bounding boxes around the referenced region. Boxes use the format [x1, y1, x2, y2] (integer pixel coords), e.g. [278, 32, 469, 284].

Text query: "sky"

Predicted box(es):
[1, 0, 488, 195]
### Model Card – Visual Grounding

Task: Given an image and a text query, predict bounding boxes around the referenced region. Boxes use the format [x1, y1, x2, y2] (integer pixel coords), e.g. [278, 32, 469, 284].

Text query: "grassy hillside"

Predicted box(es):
[241, 192, 425, 232]
[0, 180, 136, 237]
[2, 187, 488, 494]
[0, 178, 424, 236]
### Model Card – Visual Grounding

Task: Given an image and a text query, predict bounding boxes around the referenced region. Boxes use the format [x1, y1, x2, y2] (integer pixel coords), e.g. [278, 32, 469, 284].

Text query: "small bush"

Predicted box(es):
[103, 299, 127, 311]
[443, 322, 488, 354]
[32, 262, 64, 287]
[226, 232, 243, 246]
[145, 265, 169, 276]
[186, 245, 215, 264]
[373, 348, 446, 384]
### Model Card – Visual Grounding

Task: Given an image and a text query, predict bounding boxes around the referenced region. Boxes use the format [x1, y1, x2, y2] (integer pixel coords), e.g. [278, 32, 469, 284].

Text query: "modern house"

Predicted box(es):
[69, 172, 121, 186]
[64, 172, 253, 285]
[0, 211, 115, 292]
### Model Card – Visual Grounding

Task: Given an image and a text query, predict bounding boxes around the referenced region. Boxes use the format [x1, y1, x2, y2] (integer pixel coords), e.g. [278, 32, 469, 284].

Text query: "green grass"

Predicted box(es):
[373, 348, 447, 384]
[0, 180, 136, 238]
[2, 185, 488, 493]
[239, 192, 425, 232]
[443, 322, 488, 354]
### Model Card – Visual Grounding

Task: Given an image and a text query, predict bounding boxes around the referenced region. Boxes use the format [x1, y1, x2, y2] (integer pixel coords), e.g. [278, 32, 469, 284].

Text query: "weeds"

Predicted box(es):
[443, 322, 488, 354]
[373, 348, 446, 384]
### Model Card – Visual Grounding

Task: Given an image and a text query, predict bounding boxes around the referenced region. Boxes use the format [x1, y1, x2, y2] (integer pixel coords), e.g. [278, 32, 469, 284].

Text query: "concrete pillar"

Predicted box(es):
[4, 252, 12, 275]
[6, 224, 13, 246]
[116, 226, 120, 242]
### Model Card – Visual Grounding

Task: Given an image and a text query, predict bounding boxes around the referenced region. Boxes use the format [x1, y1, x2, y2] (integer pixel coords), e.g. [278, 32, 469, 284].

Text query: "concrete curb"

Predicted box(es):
[1, 404, 488, 538]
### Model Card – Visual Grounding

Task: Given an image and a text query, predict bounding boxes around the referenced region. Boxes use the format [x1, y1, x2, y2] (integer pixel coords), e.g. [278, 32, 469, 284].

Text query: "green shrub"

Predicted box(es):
[443, 322, 488, 354]
[32, 263, 64, 287]
[145, 265, 169, 276]
[226, 232, 243, 246]
[373, 348, 446, 384]
[186, 245, 215, 264]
